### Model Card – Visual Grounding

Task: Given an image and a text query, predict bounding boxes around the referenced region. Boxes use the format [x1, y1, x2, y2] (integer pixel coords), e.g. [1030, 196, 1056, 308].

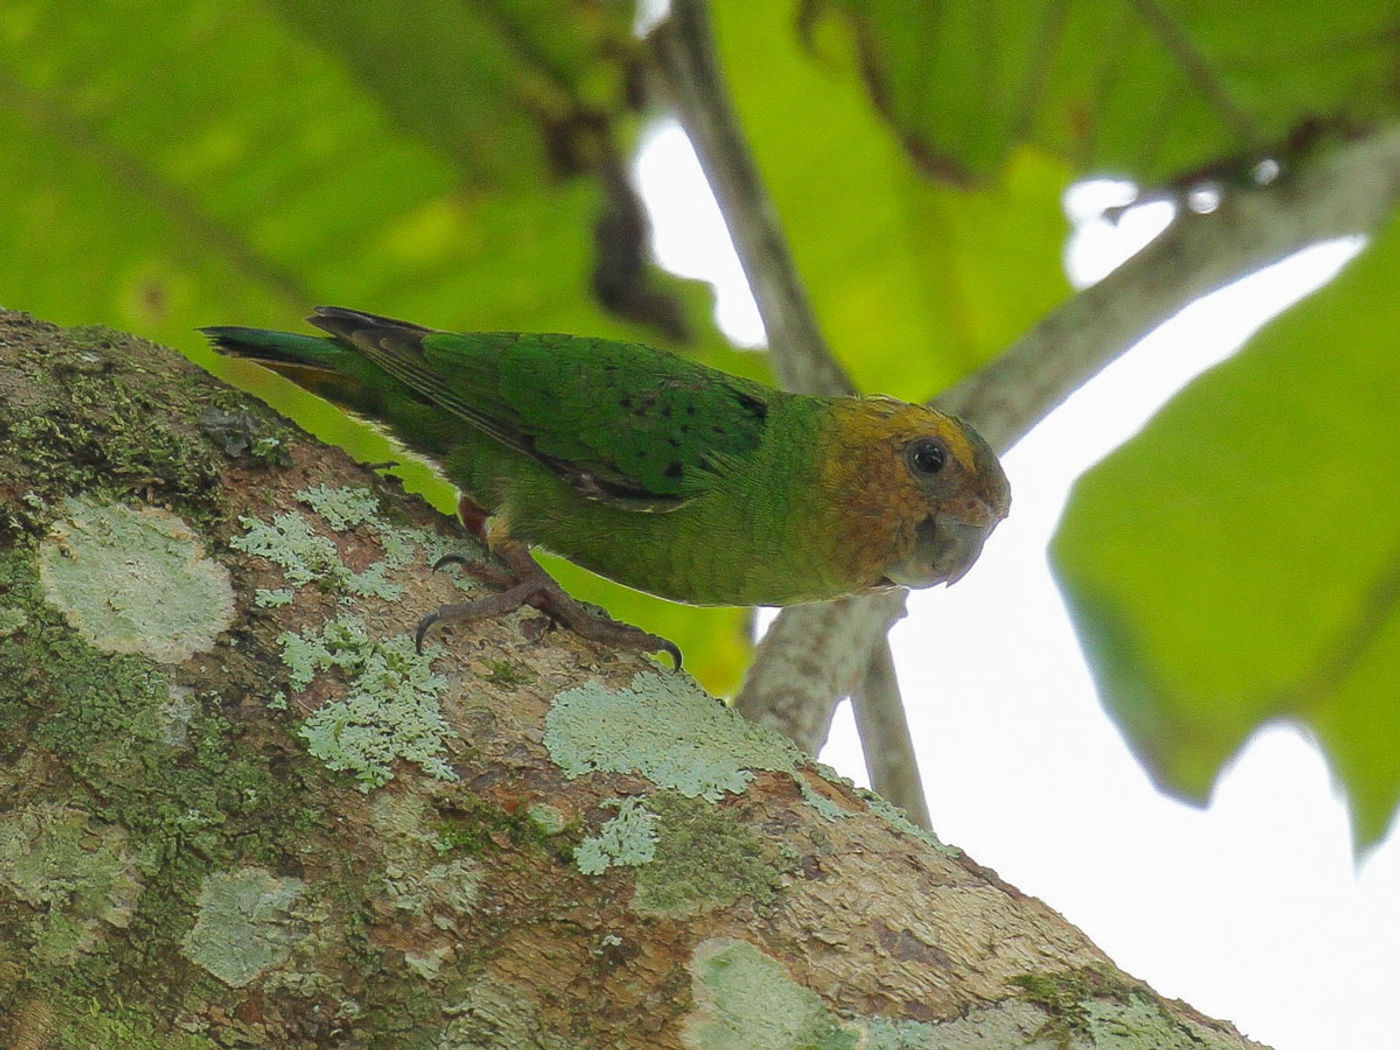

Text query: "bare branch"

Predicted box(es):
[649, 0, 854, 397]
[733, 591, 905, 754]
[742, 123, 1400, 755]
[650, 0, 932, 813]
[939, 124, 1400, 447]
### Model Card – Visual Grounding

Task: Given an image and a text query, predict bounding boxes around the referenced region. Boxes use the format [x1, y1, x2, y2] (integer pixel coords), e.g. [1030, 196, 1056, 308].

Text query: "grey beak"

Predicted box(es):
[885, 516, 995, 590]
[932, 519, 992, 585]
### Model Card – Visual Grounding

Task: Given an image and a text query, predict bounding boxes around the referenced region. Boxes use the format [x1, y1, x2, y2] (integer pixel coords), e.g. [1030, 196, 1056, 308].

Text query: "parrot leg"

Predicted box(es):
[416, 519, 682, 668]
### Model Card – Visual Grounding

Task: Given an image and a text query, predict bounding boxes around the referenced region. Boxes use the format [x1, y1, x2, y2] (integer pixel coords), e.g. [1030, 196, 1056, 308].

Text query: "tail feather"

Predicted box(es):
[202, 325, 349, 367]
[200, 324, 383, 411]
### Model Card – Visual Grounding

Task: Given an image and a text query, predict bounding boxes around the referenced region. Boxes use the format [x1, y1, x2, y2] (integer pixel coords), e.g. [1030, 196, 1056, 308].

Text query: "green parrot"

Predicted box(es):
[204, 308, 1010, 664]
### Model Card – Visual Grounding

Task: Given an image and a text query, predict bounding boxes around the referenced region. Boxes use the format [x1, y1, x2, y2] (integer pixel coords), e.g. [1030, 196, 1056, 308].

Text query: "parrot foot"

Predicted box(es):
[417, 551, 682, 669]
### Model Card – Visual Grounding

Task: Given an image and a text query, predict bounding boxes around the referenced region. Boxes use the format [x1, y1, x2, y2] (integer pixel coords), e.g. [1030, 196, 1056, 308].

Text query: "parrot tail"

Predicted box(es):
[201, 325, 382, 410]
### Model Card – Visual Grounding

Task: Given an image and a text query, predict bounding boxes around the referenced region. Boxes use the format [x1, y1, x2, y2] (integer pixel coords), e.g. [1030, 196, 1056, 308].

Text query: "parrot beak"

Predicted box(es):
[885, 515, 996, 590]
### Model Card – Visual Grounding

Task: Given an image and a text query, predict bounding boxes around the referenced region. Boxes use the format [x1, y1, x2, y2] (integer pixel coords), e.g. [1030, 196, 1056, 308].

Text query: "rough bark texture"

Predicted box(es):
[0, 311, 1269, 1049]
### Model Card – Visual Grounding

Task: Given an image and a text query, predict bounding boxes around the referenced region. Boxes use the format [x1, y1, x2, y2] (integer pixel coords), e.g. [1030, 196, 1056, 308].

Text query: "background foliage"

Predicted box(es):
[2, 0, 1399, 844]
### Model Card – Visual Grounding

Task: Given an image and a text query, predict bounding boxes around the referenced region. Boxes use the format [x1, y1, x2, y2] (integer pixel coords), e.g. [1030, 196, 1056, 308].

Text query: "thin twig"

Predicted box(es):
[851, 638, 933, 830]
[940, 124, 1400, 447]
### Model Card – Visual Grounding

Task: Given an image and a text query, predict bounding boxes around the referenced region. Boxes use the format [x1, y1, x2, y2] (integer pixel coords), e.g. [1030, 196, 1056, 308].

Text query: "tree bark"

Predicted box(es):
[0, 311, 1268, 1049]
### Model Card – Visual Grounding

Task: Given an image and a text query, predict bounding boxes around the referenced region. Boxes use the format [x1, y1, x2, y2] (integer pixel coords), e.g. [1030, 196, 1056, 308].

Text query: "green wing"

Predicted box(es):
[309, 307, 775, 510]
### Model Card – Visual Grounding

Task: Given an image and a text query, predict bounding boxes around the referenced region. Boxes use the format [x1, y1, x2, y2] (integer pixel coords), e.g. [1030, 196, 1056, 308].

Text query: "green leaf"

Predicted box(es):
[820, 0, 1400, 184]
[1051, 212, 1400, 849]
[713, 0, 1074, 401]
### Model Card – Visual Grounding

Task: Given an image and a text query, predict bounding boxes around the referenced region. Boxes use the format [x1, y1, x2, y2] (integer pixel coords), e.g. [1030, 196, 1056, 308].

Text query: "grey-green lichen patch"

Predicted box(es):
[231, 486, 474, 607]
[526, 803, 568, 835]
[861, 1017, 937, 1049]
[685, 939, 947, 1050]
[296, 484, 383, 531]
[0, 803, 145, 965]
[298, 483, 469, 579]
[795, 772, 854, 821]
[574, 797, 659, 875]
[365, 790, 483, 934]
[685, 939, 857, 1050]
[545, 672, 802, 801]
[38, 496, 235, 662]
[181, 866, 308, 987]
[1081, 997, 1242, 1050]
[232, 510, 403, 600]
[1008, 967, 1239, 1050]
[889, 999, 1048, 1049]
[423, 859, 482, 917]
[283, 615, 456, 789]
[3, 544, 325, 873]
[158, 685, 197, 748]
[405, 945, 455, 981]
[255, 587, 294, 608]
[369, 790, 446, 855]
[342, 560, 403, 602]
[633, 792, 781, 917]
[385, 858, 482, 918]
[231, 512, 344, 587]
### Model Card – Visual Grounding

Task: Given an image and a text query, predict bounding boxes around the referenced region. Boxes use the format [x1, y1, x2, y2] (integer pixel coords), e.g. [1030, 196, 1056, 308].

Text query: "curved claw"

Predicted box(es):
[657, 639, 683, 672]
[528, 593, 683, 670]
[414, 612, 438, 654]
[431, 552, 516, 590]
[414, 581, 546, 653]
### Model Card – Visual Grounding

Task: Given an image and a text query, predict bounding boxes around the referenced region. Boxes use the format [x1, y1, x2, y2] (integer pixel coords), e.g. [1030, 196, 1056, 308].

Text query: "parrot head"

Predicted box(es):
[821, 397, 1010, 593]
[881, 422, 1008, 589]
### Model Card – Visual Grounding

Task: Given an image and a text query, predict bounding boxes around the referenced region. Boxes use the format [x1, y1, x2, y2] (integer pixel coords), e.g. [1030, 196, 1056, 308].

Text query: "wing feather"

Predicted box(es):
[308, 307, 774, 511]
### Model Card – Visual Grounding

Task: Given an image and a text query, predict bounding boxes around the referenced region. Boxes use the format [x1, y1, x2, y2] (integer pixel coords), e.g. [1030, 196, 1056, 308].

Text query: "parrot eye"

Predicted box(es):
[906, 438, 947, 477]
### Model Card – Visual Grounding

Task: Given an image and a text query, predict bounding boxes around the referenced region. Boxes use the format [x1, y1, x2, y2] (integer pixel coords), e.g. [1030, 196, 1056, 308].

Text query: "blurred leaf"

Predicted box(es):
[818, 0, 1400, 184]
[1051, 214, 1400, 850]
[0, 0, 754, 692]
[713, 0, 1073, 401]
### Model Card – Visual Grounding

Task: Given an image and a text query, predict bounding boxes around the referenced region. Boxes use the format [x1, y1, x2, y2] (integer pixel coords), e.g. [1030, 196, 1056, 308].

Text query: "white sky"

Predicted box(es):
[636, 118, 1399, 1050]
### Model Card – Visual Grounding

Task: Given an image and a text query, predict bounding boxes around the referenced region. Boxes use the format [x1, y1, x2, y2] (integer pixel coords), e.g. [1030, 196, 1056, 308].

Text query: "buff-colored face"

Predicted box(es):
[819, 397, 1010, 592]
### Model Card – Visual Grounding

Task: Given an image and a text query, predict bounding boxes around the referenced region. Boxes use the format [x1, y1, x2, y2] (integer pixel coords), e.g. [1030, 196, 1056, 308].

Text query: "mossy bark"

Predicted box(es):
[0, 311, 1269, 1049]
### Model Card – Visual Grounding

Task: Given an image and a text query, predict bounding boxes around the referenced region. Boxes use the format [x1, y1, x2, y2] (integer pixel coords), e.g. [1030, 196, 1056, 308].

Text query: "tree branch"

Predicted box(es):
[738, 122, 1400, 756]
[732, 590, 905, 754]
[648, 0, 854, 397]
[937, 123, 1400, 448]
[649, 0, 934, 820]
